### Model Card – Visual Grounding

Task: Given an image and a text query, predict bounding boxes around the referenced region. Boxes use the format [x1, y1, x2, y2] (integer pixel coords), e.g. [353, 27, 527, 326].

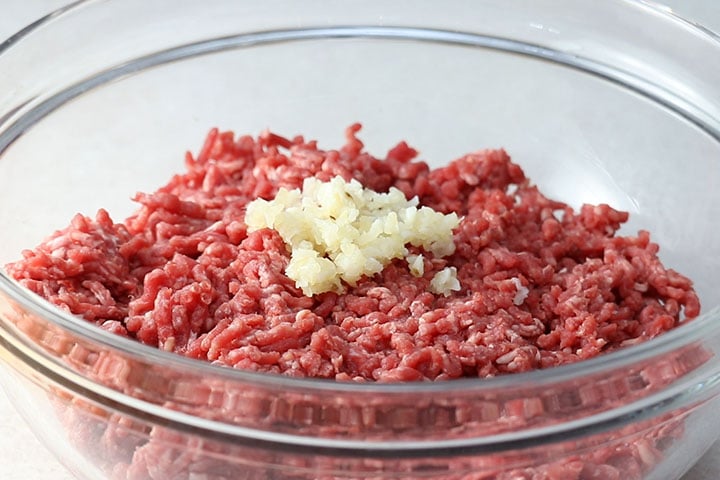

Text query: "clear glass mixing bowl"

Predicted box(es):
[1, 1, 720, 479]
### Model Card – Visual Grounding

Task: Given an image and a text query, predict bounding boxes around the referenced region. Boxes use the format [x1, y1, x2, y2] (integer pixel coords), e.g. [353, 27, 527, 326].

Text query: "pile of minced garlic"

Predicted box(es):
[245, 176, 461, 296]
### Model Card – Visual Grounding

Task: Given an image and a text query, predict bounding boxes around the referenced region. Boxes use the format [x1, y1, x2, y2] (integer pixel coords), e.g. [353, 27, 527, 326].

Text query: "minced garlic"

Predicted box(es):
[245, 176, 461, 296]
[430, 266, 462, 296]
[407, 254, 425, 277]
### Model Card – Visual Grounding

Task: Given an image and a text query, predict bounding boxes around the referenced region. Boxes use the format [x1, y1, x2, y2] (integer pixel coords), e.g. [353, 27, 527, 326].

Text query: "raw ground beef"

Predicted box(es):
[6, 123, 700, 381]
[3, 124, 703, 479]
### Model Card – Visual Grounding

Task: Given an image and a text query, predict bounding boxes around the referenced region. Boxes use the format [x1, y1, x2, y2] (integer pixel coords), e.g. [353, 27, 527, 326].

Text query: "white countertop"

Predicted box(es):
[1, 1, 720, 479]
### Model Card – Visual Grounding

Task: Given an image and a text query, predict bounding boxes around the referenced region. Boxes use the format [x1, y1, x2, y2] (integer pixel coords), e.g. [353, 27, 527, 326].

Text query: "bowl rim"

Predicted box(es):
[0, 0, 719, 395]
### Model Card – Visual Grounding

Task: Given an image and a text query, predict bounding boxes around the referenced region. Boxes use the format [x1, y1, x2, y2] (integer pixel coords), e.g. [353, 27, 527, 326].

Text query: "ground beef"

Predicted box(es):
[6, 124, 700, 382]
[4, 124, 702, 479]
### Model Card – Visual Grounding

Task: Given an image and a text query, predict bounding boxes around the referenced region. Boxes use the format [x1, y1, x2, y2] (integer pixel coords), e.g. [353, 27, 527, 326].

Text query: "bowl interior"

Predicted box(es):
[1, 31, 718, 311]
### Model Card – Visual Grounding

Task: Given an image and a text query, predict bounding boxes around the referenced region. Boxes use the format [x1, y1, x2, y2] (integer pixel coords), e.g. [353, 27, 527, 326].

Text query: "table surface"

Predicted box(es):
[1, 1, 720, 479]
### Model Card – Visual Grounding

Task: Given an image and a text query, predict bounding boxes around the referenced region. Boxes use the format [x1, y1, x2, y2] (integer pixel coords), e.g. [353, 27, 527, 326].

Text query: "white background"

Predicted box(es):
[1, 1, 719, 479]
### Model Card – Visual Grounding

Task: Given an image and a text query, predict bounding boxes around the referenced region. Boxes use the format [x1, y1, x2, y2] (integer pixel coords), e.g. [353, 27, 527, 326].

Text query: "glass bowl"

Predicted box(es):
[1, 1, 720, 479]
